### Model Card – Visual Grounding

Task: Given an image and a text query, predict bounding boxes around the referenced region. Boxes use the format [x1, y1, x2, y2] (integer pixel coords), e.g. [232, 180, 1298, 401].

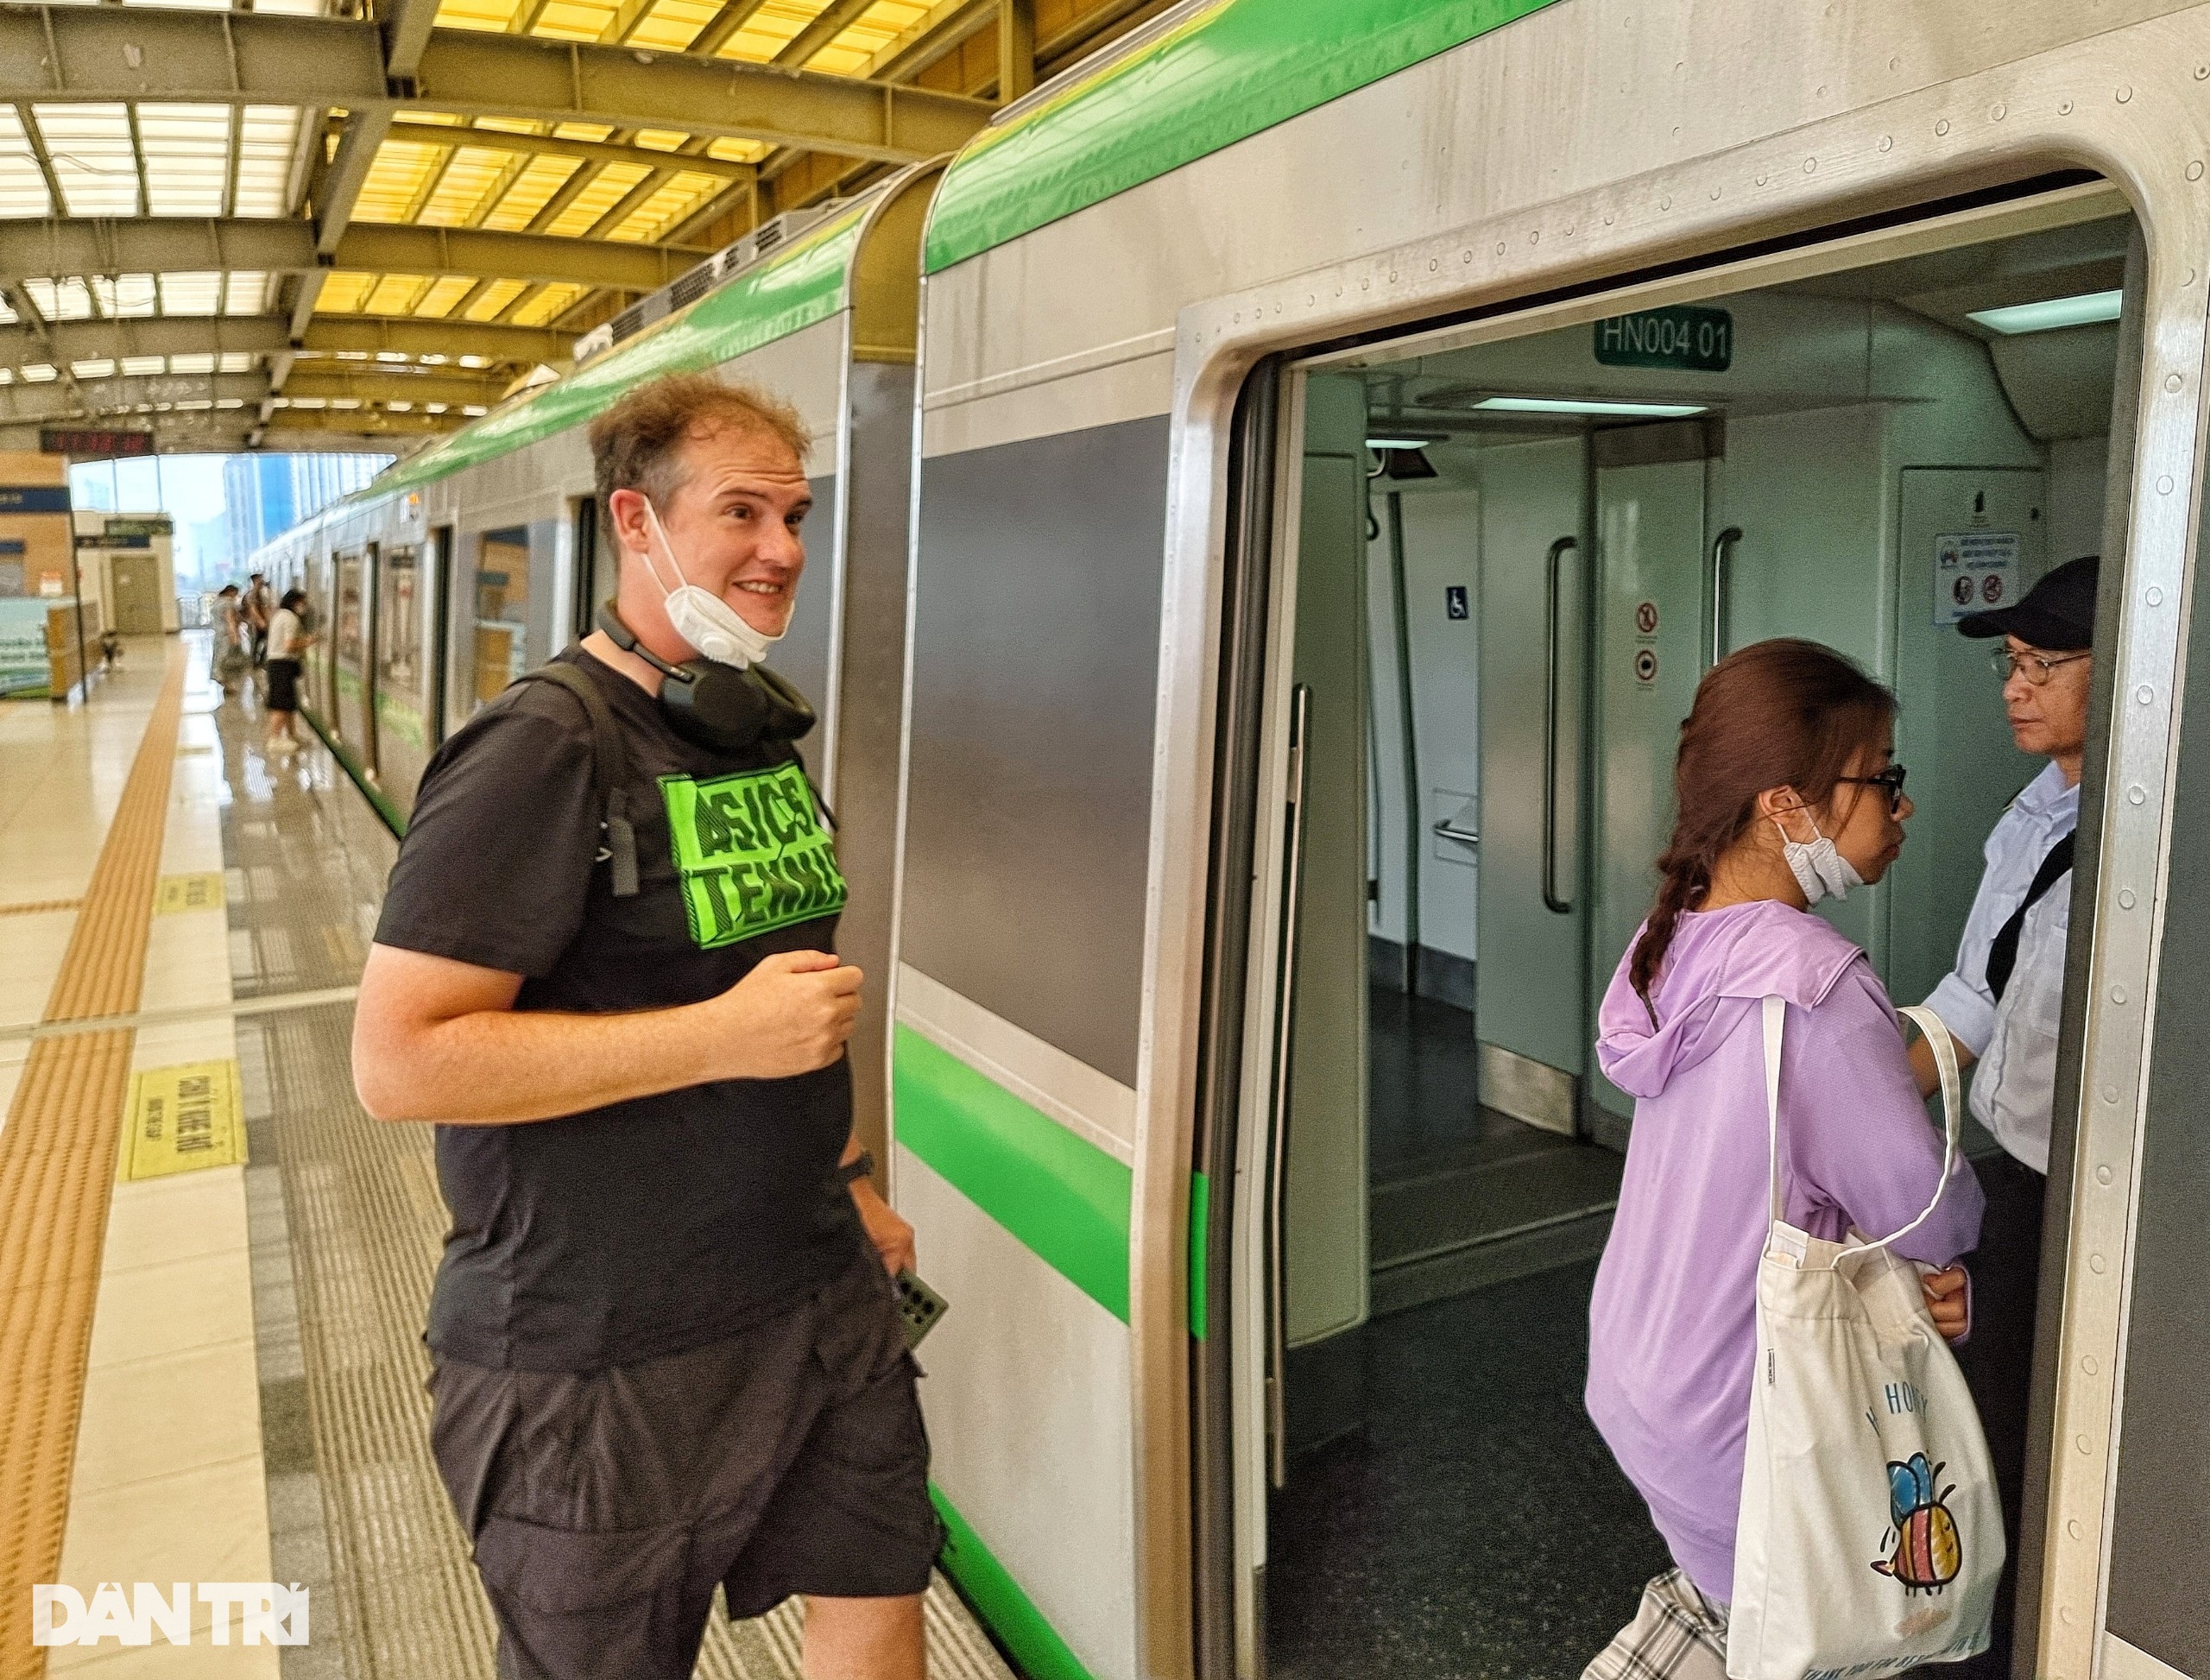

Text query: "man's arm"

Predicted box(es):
[1909, 1025, 1980, 1100]
[842, 1130, 916, 1276]
[352, 942, 862, 1124]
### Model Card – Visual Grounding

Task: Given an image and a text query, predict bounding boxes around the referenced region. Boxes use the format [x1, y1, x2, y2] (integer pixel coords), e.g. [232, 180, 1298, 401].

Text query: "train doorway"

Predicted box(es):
[1225, 197, 2135, 1679]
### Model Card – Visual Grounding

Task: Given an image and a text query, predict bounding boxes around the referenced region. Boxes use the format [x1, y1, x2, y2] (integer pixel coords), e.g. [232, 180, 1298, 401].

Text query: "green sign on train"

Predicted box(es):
[1593, 306, 1733, 372]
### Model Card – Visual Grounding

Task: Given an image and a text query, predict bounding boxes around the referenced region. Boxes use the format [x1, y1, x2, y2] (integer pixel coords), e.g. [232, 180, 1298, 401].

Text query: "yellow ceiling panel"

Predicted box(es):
[365, 274, 435, 314]
[804, 0, 933, 75]
[354, 137, 452, 224]
[628, 0, 717, 52]
[478, 155, 581, 230]
[552, 122, 616, 142]
[317, 273, 379, 313]
[534, 3, 615, 41]
[542, 160, 647, 237]
[634, 129, 691, 151]
[609, 170, 722, 242]
[414, 275, 480, 318]
[705, 136, 772, 164]
[433, 0, 523, 31]
[710, 0, 816, 61]
[420, 147, 521, 225]
[509, 281, 584, 326]
[464, 278, 529, 320]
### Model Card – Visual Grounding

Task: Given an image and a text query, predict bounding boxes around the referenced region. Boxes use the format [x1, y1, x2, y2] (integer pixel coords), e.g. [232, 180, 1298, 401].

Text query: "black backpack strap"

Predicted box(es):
[511, 661, 641, 899]
[1985, 827, 2075, 1003]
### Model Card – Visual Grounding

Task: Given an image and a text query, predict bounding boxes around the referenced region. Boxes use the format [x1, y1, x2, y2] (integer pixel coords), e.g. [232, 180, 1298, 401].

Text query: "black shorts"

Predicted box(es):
[427, 1246, 938, 1680]
[263, 658, 300, 711]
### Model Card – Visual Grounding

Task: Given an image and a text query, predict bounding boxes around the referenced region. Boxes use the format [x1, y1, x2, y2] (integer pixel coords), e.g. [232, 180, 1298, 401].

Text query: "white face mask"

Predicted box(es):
[637, 497, 785, 669]
[1772, 812, 1865, 906]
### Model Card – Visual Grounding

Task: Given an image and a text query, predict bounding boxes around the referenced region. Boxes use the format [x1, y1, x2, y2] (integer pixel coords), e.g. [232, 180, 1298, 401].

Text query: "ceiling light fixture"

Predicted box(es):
[1474, 397, 1708, 418]
[1966, 289, 2124, 335]
[1366, 435, 1442, 451]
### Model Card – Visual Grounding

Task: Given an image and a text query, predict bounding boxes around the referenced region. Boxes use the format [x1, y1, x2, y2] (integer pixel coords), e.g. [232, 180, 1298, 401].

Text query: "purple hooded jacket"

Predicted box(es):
[1584, 900, 1985, 1603]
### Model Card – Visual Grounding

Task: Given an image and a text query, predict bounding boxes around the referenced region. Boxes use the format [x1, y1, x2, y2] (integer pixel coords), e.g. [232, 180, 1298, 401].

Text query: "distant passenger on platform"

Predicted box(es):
[1580, 640, 1984, 1680]
[1910, 554, 2098, 1680]
[262, 588, 314, 758]
[350, 372, 931, 1680]
[212, 584, 247, 696]
[244, 572, 272, 665]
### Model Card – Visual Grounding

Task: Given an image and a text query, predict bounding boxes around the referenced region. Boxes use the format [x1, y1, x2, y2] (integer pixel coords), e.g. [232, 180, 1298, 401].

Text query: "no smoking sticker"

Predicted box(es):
[1635, 601, 1659, 635]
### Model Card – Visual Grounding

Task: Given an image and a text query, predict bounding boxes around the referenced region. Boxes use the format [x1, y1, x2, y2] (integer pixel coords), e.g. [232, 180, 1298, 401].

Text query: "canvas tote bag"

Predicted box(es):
[1725, 998, 2004, 1680]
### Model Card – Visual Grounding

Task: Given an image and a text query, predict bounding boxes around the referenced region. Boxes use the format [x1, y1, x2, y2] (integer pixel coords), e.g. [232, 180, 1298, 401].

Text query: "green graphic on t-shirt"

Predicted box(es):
[661, 761, 846, 948]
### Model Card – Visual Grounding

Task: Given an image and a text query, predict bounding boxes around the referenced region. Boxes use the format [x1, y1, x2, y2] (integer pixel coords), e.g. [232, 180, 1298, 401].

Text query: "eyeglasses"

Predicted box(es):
[1990, 648, 2090, 685]
[1837, 763, 1909, 812]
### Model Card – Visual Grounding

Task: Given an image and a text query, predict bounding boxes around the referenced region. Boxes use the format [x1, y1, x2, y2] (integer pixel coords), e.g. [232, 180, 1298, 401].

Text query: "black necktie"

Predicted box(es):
[1985, 830, 2075, 1004]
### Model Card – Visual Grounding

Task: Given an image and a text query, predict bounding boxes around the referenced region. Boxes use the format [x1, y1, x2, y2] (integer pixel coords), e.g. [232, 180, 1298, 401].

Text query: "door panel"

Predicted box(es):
[1886, 468, 2048, 1007]
[1475, 437, 1588, 1124]
[1284, 378, 1369, 1351]
[1589, 450, 1708, 1122]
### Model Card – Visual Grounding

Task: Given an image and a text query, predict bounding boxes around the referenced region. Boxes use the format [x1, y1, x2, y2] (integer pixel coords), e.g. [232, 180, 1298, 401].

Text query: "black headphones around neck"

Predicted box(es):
[597, 602, 815, 754]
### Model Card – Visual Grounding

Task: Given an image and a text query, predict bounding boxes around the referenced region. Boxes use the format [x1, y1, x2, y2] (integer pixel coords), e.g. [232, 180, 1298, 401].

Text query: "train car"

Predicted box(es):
[893, 4, 2210, 1680]
[251, 157, 940, 1172]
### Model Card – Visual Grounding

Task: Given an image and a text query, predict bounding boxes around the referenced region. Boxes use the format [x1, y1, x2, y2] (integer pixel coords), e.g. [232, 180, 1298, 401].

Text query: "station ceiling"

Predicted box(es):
[0, 0, 1166, 455]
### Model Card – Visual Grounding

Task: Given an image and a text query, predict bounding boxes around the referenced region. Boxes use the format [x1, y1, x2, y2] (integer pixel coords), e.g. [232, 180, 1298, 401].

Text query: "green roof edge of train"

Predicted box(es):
[919, 0, 1564, 275]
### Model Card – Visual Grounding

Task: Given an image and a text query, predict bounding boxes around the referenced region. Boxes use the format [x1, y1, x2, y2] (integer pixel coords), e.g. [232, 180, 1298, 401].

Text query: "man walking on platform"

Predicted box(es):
[1912, 553, 2099, 1680]
[350, 372, 931, 1680]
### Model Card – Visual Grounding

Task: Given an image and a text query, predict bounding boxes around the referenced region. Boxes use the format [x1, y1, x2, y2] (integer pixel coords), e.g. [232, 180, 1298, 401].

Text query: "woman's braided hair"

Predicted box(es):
[1627, 638, 1897, 1019]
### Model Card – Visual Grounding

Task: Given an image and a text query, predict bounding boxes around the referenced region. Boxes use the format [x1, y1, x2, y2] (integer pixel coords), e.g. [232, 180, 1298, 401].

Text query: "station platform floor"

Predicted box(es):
[0, 635, 1014, 1680]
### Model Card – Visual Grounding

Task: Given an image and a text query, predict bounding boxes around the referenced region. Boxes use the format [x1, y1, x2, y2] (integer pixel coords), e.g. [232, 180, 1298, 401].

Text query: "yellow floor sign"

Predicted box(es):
[154, 871, 225, 915]
[119, 1060, 246, 1179]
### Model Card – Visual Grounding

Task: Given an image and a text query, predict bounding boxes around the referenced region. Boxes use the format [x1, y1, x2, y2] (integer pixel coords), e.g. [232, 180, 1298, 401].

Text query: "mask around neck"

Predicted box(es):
[1772, 812, 1865, 906]
[639, 497, 783, 669]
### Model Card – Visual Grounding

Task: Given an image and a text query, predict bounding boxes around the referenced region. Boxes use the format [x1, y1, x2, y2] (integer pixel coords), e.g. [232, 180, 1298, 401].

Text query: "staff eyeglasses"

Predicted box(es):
[1990, 648, 2089, 686]
[1836, 763, 1909, 813]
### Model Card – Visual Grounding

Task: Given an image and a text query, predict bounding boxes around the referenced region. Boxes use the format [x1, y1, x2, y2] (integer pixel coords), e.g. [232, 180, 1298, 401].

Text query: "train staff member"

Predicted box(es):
[1911, 553, 2099, 1680]
[350, 373, 932, 1680]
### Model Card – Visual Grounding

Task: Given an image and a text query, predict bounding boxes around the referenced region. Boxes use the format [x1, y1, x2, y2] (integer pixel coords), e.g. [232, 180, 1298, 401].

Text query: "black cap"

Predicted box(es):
[1957, 554, 2099, 650]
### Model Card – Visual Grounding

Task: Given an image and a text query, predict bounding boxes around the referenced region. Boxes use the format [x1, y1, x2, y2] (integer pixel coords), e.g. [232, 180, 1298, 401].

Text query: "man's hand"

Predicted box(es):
[1921, 1266, 1970, 1343]
[700, 951, 862, 1080]
[852, 1179, 916, 1277]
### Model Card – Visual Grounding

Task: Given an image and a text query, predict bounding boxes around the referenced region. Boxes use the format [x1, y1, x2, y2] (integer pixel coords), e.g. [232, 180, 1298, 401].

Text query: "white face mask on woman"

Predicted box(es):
[638, 496, 784, 669]
[1772, 812, 1864, 906]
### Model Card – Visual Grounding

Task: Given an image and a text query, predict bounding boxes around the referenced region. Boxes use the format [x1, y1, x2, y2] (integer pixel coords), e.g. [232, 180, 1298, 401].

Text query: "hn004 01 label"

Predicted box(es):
[661, 760, 847, 949]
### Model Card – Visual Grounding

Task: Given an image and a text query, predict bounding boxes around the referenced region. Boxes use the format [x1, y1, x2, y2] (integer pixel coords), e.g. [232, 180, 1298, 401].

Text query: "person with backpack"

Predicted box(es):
[350, 372, 930, 1680]
[1582, 640, 1986, 1680]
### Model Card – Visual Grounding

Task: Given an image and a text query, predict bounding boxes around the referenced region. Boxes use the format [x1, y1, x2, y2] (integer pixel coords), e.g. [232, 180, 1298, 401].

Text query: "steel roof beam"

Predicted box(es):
[0, 6, 989, 161]
[0, 370, 271, 422]
[283, 369, 507, 406]
[0, 316, 291, 368]
[774, 0, 879, 68]
[0, 218, 710, 289]
[299, 316, 575, 363]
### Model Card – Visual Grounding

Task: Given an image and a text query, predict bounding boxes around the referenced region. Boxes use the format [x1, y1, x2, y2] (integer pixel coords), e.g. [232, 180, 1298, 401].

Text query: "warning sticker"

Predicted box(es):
[1934, 531, 2021, 626]
[154, 872, 225, 915]
[120, 1060, 245, 1180]
[1634, 648, 1659, 685]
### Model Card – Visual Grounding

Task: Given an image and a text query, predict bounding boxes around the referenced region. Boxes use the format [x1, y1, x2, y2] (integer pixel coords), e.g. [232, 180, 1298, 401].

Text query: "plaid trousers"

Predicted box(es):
[1585, 1569, 1731, 1680]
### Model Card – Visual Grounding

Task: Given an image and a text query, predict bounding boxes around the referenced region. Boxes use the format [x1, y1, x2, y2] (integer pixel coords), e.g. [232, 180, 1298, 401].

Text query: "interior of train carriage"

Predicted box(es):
[1253, 198, 2133, 1677]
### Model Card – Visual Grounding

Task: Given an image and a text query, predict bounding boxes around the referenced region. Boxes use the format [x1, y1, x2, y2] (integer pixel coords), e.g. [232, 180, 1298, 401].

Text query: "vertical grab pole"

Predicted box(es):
[1542, 538, 1578, 916]
[1266, 682, 1313, 1491]
[1386, 494, 1422, 995]
[1708, 526, 1743, 670]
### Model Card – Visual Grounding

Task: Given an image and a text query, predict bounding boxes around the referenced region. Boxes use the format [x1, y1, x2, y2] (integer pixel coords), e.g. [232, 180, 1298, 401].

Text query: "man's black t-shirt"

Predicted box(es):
[373, 647, 864, 1372]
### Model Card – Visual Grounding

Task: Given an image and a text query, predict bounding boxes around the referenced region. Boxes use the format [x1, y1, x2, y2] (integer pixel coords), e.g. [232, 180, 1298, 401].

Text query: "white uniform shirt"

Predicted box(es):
[266, 607, 304, 661]
[1923, 760, 2080, 1174]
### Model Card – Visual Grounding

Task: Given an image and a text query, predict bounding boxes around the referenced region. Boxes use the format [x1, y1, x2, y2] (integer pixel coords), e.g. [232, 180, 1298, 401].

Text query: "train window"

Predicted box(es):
[376, 546, 438, 806]
[471, 526, 533, 709]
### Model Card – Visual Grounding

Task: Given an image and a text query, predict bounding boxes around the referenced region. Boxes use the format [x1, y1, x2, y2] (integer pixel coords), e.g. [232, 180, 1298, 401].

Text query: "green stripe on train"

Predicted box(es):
[893, 1025, 1132, 1322]
[369, 201, 873, 498]
[923, 0, 1562, 274]
[1189, 1169, 1209, 1342]
[931, 1486, 1096, 1680]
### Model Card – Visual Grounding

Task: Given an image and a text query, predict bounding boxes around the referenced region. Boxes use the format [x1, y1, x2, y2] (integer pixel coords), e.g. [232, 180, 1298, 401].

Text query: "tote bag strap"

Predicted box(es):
[1758, 996, 1965, 1249]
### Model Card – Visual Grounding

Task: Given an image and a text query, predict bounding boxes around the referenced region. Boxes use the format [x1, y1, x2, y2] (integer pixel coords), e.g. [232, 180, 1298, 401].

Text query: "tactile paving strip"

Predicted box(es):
[0, 648, 186, 1680]
[218, 703, 1013, 1680]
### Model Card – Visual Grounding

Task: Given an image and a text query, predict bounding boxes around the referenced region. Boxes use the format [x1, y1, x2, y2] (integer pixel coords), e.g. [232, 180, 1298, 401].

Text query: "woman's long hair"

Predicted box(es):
[1628, 638, 1896, 1017]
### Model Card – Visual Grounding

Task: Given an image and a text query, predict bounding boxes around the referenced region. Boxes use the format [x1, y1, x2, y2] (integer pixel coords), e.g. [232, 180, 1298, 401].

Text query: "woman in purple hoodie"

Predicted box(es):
[1582, 640, 1985, 1680]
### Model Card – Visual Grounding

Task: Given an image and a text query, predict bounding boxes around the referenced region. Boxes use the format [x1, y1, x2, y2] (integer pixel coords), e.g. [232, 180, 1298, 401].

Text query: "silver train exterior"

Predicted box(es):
[256, 3, 2210, 1678]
